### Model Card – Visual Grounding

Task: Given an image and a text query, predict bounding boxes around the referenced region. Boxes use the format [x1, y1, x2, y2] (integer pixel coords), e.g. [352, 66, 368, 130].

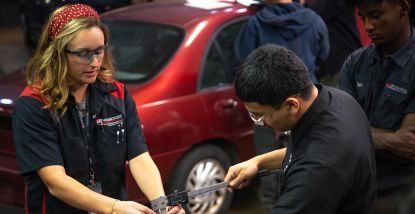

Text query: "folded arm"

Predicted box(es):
[372, 113, 415, 160]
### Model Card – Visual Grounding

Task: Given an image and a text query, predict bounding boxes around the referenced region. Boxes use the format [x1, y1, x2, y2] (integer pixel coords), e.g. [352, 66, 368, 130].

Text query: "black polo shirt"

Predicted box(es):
[13, 80, 148, 214]
[339, 32, 415, 192]
[274, 85, 376, 214]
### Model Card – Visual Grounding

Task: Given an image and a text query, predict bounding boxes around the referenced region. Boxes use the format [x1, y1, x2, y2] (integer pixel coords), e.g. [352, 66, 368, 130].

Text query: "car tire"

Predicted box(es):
[167, 145, 233, 214]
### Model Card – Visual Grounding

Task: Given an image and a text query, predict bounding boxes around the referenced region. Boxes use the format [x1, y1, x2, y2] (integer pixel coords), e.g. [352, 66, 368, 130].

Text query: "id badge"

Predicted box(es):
[88, 182, 102, 193]
[87, 182, 102, 214]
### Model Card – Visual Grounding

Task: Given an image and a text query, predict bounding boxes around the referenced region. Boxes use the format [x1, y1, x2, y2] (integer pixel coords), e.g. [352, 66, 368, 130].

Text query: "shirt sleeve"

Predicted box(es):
[124, 88, 148, 160]
[12, 96, 63, 176]
[338, 53, 357, 98]
[274, 160, 347, 214]
[404, 90, 415, 114]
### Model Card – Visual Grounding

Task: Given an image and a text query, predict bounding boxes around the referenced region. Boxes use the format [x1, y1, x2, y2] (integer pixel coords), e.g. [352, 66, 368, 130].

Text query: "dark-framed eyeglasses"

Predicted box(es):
[65, 42, 108, 64]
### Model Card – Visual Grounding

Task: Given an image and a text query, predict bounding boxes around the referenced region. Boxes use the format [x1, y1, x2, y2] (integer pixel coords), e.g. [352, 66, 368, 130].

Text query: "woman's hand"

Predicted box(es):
[167, 205, 185, 214]
[111, 200, 156, 214]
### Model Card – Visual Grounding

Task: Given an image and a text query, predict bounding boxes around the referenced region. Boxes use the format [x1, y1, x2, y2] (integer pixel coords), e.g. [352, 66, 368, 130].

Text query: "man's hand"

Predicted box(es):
[112, 200, 156, 214]
[224, 159, 259, 190]
[377, 127, 415, 160]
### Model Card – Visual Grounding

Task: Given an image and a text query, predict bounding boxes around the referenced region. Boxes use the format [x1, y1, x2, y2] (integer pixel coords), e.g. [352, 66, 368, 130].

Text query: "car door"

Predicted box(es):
[198, 19, 254, 160]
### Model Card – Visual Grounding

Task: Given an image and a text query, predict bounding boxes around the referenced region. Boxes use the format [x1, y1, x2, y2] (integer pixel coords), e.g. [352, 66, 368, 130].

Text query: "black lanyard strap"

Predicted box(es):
[75, 95, 95, 184]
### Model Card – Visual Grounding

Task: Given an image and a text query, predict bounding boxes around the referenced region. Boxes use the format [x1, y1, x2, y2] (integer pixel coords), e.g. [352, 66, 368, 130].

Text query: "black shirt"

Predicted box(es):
[274, 85, 376, 214]
[339, 33, 415, 191]
[13, 80, 148, 214]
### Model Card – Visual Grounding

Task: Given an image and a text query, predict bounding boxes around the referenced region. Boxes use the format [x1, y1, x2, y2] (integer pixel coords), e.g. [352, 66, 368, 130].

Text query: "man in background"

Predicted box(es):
[339, 0, 415, 213]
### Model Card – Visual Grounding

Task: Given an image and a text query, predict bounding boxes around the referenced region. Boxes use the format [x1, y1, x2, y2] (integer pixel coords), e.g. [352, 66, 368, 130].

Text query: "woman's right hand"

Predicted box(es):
[112, 200, 156, 214]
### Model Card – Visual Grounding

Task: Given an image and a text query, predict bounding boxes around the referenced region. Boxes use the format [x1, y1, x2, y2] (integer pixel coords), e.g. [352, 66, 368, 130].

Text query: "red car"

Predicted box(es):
[0, 1, 259, 213]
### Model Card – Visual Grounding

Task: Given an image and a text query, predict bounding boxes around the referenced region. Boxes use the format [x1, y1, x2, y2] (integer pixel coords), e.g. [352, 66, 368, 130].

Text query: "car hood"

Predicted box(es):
[0, 68, 26, 115]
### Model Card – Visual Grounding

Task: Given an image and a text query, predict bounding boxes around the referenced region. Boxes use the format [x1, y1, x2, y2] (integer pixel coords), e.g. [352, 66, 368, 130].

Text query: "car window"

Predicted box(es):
[104, 20, 184, 83]
[200, 20, 247, 90]
[200, 42, 228, 89]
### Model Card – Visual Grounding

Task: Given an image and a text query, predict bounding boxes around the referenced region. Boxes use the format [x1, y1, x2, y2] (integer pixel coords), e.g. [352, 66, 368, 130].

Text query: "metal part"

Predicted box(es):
[151, 169, 279, 214]
[151, 182, 230, 214]
[151, 196, 169, 214]
[187, 181, 229, 198]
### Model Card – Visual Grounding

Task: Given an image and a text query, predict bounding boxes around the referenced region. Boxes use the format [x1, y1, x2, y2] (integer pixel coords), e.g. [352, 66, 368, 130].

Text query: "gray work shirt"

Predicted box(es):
[339, 33, 415, 191]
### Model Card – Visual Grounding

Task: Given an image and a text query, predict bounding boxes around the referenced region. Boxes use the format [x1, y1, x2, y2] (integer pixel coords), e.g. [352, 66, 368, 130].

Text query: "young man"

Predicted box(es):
[225, 44, 376, 214]
[233, 1, 329, 211]
[339, 0, 415, 213]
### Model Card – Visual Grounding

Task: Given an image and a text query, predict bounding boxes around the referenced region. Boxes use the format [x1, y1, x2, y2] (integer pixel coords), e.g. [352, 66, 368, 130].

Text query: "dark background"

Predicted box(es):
[0, 0, 29, 76]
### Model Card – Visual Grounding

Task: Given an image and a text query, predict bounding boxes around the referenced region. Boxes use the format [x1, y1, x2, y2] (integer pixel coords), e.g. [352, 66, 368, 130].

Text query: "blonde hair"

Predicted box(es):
[26, 5, 114, 115]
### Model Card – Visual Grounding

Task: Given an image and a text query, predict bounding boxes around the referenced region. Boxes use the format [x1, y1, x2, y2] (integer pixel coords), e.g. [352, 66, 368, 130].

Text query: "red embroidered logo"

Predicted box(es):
[96, 114, 123, 126]
[385, 83, 408, 95]
[96, 119, 103, 125]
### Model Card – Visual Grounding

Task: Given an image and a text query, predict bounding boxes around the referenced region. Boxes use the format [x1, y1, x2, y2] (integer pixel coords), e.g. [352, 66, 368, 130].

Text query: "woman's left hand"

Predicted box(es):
[167, 205, 185, 214]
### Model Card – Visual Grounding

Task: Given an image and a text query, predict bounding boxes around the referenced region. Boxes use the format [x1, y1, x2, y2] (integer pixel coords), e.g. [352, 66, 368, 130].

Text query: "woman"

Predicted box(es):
[12, 4, 183, 214]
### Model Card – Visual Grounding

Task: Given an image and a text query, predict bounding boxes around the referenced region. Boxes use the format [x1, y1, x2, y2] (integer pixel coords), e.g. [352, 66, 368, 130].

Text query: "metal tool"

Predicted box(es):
[150, 169, 278, 214]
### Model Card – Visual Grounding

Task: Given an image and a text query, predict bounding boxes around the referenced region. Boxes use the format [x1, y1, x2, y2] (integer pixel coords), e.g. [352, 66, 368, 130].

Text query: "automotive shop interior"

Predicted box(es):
[1, 0, 415, 214]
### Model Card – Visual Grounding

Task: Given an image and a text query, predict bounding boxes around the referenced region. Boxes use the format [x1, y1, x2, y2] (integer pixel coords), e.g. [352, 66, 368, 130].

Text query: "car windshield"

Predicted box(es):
[103, 20, 184, 83]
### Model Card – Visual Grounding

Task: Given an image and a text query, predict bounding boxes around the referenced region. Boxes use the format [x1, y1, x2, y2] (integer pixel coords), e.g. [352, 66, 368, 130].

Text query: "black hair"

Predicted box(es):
[234, 44, 312, 108]
[348, 0, 413, 24]
[347, 0, 398, 7]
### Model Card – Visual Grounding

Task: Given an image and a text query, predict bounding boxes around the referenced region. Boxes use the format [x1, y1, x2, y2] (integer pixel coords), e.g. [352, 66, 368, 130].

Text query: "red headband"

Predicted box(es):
[49, 4, 99, 40]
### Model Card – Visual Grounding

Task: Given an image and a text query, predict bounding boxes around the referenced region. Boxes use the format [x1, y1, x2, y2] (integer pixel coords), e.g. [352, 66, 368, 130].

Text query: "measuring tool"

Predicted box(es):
[151, 169, 278, 214]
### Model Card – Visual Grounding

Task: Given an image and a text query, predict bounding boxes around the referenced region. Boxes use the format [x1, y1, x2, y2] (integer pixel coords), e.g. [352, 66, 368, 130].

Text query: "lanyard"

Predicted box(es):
[75, 96, 95, 184]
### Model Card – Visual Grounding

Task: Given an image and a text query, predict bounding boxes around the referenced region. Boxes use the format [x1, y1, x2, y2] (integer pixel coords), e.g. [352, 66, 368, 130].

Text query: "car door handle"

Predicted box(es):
[216, 99, 238, 110]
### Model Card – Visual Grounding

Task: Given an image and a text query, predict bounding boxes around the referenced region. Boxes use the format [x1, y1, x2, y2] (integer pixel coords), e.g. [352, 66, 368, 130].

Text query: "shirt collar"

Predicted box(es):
[93, 79, 118, 94]
[291, 84, 330, 147]
[390, 30, 415, 67]
[371, 29, 415, 67]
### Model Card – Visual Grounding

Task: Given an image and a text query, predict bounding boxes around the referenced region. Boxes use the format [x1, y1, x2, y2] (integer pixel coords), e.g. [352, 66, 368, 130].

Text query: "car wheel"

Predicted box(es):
[167, 145, 233, 214]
